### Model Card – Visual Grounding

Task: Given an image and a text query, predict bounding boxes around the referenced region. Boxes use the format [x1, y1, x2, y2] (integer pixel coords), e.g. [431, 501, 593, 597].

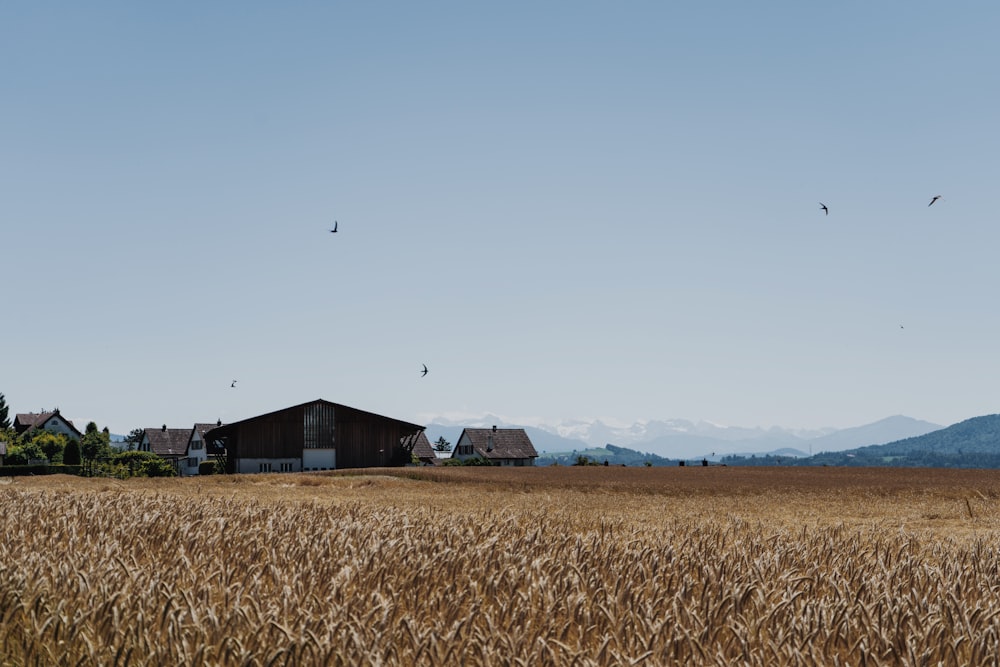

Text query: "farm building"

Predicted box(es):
[451, 426, 538, 466]
[139, 423, 219, 476]
[14, 410, 83, 440]
[203, 399, 425, 474]
[403, 431, 438, 465]
[139, 426, 192, 474]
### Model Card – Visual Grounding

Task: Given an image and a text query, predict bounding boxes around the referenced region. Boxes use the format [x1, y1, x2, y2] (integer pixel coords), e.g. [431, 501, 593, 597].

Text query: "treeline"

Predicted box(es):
[538, 444, 677, 467]
[0, 393, 177, 477]
[722, 450, 1000, 468]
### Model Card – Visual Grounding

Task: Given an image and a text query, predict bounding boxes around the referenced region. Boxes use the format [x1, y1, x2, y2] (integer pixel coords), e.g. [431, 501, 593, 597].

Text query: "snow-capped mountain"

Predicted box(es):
[420, 414, 944, 460]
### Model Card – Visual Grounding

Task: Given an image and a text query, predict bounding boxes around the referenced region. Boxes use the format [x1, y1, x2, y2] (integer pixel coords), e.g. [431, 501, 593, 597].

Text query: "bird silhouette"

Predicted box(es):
[231, 380, 237, 388]
[928, 196, 942, 207]
[330, 221, 338, 233]
[819, 203, 828, 215]
[421, 364, 428, 377]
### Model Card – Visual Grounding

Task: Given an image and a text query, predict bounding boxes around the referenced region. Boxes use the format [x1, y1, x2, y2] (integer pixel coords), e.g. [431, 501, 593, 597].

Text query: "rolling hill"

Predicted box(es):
[725, 414, 1000, 468]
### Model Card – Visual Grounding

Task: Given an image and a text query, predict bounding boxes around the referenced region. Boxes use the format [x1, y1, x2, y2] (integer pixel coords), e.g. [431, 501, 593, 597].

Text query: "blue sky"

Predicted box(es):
[4, 3, 1000, 434]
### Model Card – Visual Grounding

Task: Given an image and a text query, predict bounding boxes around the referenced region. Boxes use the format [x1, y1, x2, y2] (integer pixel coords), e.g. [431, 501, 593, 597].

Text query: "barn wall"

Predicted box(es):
[234, 406, 305, 459]
[212, 401, 423, 472]
[335, 405, 418, 468]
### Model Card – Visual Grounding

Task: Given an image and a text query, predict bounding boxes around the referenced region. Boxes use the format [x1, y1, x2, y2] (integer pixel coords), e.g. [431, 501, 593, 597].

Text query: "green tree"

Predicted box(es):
[0, 393, 9, 430]
[0, 427, 21, 455]
[63, 439, 82, 465]
[433, 437, 451, 452]
[6, 441, 46, 465]
[81, 422, 112, 461]
[124, 428, 144, 451]
[31, 431, 68, 464]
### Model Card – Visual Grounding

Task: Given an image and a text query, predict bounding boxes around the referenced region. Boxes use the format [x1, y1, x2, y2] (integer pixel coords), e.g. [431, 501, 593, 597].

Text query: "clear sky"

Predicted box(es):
[4, 2, 1000, 435]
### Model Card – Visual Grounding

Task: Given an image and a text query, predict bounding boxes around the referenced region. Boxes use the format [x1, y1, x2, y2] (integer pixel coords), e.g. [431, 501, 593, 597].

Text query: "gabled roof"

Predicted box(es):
[403, 431, 437, 462]
[15, 412, 53, 430]
[457, 428, 538, 460]
[192, 423, 220, 440]
[205, 399, 424, 436]
[145, 428, 192, 457]
[14, 411, 84, 438]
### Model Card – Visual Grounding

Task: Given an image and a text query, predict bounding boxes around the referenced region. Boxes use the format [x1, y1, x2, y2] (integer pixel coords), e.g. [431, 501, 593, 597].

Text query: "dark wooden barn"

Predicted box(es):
[204, 399, 424, 474]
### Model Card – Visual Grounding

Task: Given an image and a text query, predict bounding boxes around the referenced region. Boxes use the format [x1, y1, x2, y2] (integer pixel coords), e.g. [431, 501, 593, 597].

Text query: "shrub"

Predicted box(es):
[198, 460, 220, 475]
[141, 458, 178, 478]
[110, 451, 177, 478]
[462, 456, 496, 466]
[5, 442, 47, 466]
[63, 440, 82, 465]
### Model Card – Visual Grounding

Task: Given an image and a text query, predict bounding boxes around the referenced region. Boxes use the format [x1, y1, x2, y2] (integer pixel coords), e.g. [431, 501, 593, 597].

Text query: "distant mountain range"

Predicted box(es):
[775, 414, 1000, 468]
[423, 414, 944, 460]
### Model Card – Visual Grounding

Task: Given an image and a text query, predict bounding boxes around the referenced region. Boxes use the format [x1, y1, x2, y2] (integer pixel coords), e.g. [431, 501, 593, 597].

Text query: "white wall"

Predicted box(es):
[452, 433, 476, 461]
[236, 458, 301, 474]
[43, 417, 78, 440]
[182, 431, 208, 476]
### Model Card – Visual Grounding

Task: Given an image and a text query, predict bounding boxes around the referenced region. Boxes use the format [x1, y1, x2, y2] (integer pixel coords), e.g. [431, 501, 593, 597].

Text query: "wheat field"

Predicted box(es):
[1, 467, 1000, 666]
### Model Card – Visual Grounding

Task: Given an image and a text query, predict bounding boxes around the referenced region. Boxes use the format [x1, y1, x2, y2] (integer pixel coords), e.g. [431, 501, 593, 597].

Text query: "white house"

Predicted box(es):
[13, 410, 84, 441]
[451, 426, 538, 466]
[183, 423, 218, 476]
[140, 422, 220, 476]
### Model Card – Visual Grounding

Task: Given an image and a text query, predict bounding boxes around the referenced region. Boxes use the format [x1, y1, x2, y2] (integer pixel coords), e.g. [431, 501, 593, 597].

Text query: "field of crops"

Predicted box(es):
[2, 466, 1000, 665]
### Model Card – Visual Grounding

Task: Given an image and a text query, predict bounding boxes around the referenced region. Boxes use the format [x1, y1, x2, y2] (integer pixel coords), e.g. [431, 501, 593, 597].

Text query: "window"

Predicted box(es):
[280, 462, 293, 472]
[187, 457, 198, 467]
[190, 438, 203, 450]
[304, 403, 335, 449]
[259, 463, 272, 473]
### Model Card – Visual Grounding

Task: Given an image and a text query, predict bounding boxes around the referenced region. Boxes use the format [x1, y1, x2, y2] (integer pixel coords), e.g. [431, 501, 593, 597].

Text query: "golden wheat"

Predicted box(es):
[0, 468, 998, 665]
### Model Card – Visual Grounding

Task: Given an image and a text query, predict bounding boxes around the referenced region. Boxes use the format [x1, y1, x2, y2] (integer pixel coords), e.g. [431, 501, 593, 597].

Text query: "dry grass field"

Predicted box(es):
[2, 466, 1000, 666]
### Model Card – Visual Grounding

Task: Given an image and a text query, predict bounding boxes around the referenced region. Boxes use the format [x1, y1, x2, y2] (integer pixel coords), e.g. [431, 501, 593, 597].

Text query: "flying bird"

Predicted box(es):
[330, 221, 338, 233]
[928, 196, 942, 207]
[819, 203, 828, 215]
[421, 364, 428, 377]
[231, 380, 237, 388]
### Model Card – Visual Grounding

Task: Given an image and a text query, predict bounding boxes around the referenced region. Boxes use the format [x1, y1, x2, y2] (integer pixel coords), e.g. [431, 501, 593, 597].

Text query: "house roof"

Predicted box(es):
[14, 411, 84, 438]
[145, 427, 192, 457]
[193, 423, 220, 439]
[457, 428, 538, 460]
[403, 431, 437, 462]
[15, 412, 53, 430]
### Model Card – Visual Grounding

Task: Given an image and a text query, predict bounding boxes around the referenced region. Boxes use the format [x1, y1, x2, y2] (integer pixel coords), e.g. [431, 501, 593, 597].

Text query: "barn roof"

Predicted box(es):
[403, 431, 437, 462]
[459, 428, 538, 460]
[205, 399, 424, 436]
[145, 427, 192, 457]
